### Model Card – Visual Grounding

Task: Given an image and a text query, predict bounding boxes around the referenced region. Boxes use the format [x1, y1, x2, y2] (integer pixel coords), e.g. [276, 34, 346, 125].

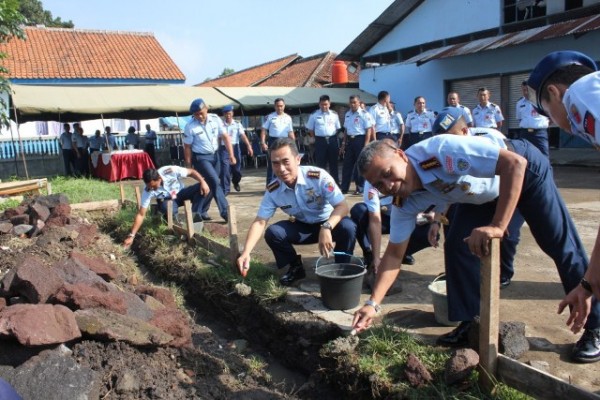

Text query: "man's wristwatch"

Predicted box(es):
[127, 233, 135, 238]
[364, 299, 381, 313]
[581, 277, 593, 293]
[321, 221, 333, 230]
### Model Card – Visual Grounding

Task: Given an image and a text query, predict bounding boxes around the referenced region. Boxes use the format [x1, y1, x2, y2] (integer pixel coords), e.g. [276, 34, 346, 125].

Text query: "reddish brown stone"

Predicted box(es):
[53, 282, 127, 314]
[444, 348, 479, 385]
[29, 203, 50, 222]
[404, 353, 433, 388]
[44, 216, 70, 228]
[3, 206, 27, 219]
[135, 286, 177, 309]
[203, 222, 228, 238]
[0, 303, 81, 346]
[10, 214, 30, 226]
[54, 258, 110, 288]
[69, 251, 117, 282]
[0, 297, 6, 311]
[0, 222, 13, 234]
[50, 203, 71, 219]
[73, 224, 98, 247]
[11, 255, 64, 303]
[149, 308, 192, 348]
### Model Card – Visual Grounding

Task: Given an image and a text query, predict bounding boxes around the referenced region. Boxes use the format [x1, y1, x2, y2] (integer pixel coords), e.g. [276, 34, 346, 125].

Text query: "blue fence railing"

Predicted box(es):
[0, 132, 184, 160]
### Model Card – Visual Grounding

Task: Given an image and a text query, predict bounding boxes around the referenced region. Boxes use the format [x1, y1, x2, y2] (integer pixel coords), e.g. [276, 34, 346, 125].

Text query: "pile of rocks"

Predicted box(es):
[0, 194, 72, 238]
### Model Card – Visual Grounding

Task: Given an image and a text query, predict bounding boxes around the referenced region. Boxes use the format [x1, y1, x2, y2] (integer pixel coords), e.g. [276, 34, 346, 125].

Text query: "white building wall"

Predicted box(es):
[366, 0, 500, 56]
[360, 32, 600, 115]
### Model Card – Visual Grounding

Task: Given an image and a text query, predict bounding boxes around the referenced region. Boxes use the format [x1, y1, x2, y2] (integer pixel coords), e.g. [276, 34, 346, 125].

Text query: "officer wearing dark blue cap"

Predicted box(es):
[220, 104, 253, 195]
[528, 51, 600, 348]
[351, 108, 600, 363]
[183, 98, 236, 222]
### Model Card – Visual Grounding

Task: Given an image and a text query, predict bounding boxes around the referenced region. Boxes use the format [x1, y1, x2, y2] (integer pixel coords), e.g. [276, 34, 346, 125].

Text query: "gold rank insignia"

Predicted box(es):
[266, 180, 280, 192]
[289, 215, 296, 222]
[392, 196, 403, 207]
[307, 170, 320, 179]
[460, 182, 471, 191]
[419, 157, 441, 170]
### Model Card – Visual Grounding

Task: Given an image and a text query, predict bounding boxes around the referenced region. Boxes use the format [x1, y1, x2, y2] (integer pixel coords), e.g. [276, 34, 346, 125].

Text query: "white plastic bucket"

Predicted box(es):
[127, 144, 134, 150]
[428, 274, 459, 326]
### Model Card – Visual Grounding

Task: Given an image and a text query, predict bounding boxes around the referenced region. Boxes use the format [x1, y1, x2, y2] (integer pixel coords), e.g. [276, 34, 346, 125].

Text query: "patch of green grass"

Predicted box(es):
[49, 176, 138, 204]
[352, 323, 532, 399]
[0, 198, 22, 211]
[246, 355, 272, 382]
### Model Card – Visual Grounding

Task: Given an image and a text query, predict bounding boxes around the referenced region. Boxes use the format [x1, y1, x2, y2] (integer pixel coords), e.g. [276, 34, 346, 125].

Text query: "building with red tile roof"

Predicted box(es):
[0, 26, 185, 84]
[198, 52, 358, 88]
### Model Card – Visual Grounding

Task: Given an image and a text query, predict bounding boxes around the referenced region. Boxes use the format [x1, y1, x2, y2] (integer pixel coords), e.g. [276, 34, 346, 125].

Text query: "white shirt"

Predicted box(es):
[369, 103, 392, 133]
[516, 97, 549, 129]
[563, 71, 600, 148]
[473, 102, 504, 128]
[140, 166, 189, 209]
[262, 112, 293, 138]
[306, 109, 340, 137]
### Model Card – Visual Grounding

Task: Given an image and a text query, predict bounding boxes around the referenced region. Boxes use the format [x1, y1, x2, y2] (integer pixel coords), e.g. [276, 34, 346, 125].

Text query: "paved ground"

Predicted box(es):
[121, 147, 599, 393]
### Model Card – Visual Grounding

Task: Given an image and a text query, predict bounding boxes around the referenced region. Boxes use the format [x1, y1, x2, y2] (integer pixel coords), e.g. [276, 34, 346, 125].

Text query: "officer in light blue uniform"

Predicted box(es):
[352, 122, 599, 363]
[389, 101, 405, 143]
[237, 138, 356, 286]
[472, 87, 504, 129]
[183, 98, 236, 222]
[306, 94, 341, 184]
[260, 98, 295, 184]
[404, 96, 436, 149]
[341, 95, 373, 194]
[219, 105, 253, 195]
[369, 91, 393, 140]
[59, 123, 76, 176]
[516, 81, 550, 156]
[88, 130, 104, 153]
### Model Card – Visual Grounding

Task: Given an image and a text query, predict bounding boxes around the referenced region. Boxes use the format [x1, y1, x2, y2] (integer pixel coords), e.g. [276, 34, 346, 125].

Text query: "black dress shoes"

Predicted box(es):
[200, 214, 212, 221]
[500, 276, 511, 289]
[436, 321, 472, 347]
[234, 183, 241, 192]
[279, 257, 305, 286]
[402, 254, 415, 265]
[572, 328, 600, 363]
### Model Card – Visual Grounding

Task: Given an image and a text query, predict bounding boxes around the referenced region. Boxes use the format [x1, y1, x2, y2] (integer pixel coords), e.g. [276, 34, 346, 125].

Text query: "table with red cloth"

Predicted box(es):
[91, 150, 155, 182]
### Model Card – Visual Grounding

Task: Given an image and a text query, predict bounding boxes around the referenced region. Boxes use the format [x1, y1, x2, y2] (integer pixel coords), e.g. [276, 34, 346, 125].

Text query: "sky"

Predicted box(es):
[41, 0, 393, 85]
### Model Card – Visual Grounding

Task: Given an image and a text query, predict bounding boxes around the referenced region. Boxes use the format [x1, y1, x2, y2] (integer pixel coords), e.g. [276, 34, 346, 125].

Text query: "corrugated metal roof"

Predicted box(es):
[336, 0, 424, 61]
[405, 14, 600, 66]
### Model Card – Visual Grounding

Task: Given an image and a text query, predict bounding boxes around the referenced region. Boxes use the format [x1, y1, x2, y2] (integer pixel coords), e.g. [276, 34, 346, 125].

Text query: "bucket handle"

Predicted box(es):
[432, 273, 446, 284]
[315, 252, 364, 271]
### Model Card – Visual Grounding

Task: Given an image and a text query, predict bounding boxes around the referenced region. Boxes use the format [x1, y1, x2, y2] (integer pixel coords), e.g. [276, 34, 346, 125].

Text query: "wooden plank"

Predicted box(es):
[46, 181, 52, 195]
[0, 179, 48, 196]
[166, 200, 173, 230]
[195, 235, 231, 259]
[134, 186, 141, 209]
[228, 204, 239, 271]
[183, 200, 194, 240]
[71, 199, 120, 211]
[479, 238, 500, 392]
[119, 184, 125, 204]
[497, 354, 600, 400]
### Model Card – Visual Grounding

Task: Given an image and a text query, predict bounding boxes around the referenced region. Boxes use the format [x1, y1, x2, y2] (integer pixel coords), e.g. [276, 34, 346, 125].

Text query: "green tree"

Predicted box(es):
[218, 67, 235, 77]
[0, 0, 26, 126]
[19, 0, 73, 28]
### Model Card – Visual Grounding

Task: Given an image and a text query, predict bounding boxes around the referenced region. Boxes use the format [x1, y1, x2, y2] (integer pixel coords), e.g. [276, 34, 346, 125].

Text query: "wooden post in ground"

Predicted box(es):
[47, 182, 52, 195]
[479, 238, 501, 392]
[166, 200, 173, 230]
[134, 186, 141, 209]
[183, 200, 194, 240]
[119, 183, 125, 204]
[228, 204, 239, 271]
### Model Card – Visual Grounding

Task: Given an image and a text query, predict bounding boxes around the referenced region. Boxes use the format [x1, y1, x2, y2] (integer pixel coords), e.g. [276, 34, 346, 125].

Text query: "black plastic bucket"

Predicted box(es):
[315, 253, 365, 310]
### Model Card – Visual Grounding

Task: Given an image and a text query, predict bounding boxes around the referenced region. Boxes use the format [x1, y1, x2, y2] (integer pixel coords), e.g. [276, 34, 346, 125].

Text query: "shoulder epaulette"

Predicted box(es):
[392, 196, 403, 207]
[419, 157, 441, 170]
[307, 170, 320, 179]
[267, 180, 280, 192]
[490, 102, 498, 107]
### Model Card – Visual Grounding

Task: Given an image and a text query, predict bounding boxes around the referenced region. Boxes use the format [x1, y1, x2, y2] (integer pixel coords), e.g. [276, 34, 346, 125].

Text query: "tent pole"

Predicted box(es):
[11, 105, 29, 179]
[175, 112, 184, 165]
[101, 113, 109, 150]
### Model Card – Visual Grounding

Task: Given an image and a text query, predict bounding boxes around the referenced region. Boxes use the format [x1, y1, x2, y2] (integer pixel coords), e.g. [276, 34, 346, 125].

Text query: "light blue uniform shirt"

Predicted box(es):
[73, 132, 88, 148]
[388, 134, 506, 243]
[363, 181, 392, 213]
[88, 135, 103, 150]
[390, 111, 404, 134]
[369, 103, 392, 132]
[473, 102, 504, 128]
[183, 114, 225, 154]
[257, 166, 344, 224]
[458, 104, 474, 126]
[343, 109, 372, 136]
[223, 120, 245, 145]
[262, 112, 293, 138]
[140, 165, 189, 209]
[60, 131, 73, 150]
[405, 110, 436, 133]
[104, 134, 116, 149]
[306, 109, 340, 137]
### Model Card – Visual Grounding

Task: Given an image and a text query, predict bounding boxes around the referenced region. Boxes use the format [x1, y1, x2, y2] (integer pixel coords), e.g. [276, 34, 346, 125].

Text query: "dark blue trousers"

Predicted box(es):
[156, 183, 204, 216]
[192, 152, 228, 220]
[401, 132, 433, 150]
[341, 135, 366, 192]
[519, 128, 549, 157]
[444, 139, 599, 329]
[62, 149, 76, 176]
[264, 217, 356, 268]
[314, 136, 340, 184]
[265, 136, 279, 185]
[350, 202, 434, 256]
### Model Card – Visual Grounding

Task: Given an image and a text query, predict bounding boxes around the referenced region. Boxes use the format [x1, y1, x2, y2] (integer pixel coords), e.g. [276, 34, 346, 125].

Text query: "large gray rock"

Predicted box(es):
[0, 304, 81, 346]
[75, 308, 173, 347]
[499, 321, 529, 359]
[54, 258, 110, 289]
[32, 194, 70, 210]
[444, 348, 479, 385]
[28, 203, 50, 223]
[6, 349, 100, 400]
[12, 224, 33, 236]
[0, 221, 13, 234]
[35, 227, 78, 248]
[53, 282, 127, 314]
[10, 255, 64, 303]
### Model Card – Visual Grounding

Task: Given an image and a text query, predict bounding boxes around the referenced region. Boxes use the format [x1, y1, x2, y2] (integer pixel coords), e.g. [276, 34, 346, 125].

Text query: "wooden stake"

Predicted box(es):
[166, 200, 173, 230]
[228, 204, 239, 271]
[134, 186, 141, 209]
[119, 183, 125, 204]
[479, 238, 500, 392]
[183, 200, 194, 241]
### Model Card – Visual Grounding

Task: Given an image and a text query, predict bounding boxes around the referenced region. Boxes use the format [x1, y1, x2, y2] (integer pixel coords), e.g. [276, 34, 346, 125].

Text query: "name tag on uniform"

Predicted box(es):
[191, 126, 204, 135]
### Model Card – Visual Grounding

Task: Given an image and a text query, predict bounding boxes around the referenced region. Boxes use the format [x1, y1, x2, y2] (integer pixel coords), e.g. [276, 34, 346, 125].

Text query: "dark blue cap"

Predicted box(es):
[432, 107, 463, 133]
[189, 98, 206, 113]
[222, 105, 234, 113]
[528, 51, 597, 111]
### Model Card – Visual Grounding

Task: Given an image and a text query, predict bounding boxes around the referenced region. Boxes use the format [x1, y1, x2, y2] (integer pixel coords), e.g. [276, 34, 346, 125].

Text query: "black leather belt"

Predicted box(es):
[316, 136, 336, 143]
[377, 131, 391, 135]
[525, 128, 545, 132]
[348, 135, 364, 140]
[411, 131, 432, 135]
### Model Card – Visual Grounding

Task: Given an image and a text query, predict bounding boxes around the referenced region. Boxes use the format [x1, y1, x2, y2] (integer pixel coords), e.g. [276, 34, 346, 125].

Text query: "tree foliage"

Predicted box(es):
[19, 0, 74, 28]
[0, 0, 26, 126]
[219, 67, 235, 77]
